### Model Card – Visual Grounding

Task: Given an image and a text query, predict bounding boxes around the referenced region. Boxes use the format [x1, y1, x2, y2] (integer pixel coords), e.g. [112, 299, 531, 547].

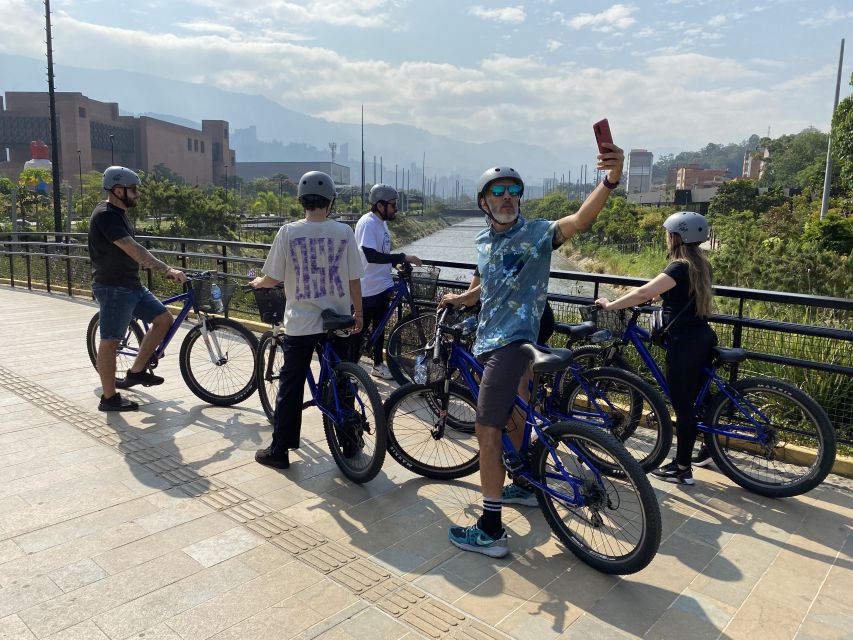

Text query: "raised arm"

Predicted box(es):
[554, 143, 624, 246]
[113, 237, 187, 282]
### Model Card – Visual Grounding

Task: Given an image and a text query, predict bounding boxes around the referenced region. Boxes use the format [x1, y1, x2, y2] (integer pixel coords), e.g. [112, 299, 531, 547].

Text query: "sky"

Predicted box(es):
[1, 0, 852, 158]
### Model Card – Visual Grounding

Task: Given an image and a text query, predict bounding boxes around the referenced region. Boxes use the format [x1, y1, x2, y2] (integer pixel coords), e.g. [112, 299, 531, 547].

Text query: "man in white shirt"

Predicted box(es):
[250, 171, 364, 469]
[351, 184, 422, 380]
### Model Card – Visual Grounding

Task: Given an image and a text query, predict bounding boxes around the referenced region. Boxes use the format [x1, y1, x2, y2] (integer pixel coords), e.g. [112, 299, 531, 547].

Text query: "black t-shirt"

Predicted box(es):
[661, 261, 702, 328]
[88, 202, 140, 287]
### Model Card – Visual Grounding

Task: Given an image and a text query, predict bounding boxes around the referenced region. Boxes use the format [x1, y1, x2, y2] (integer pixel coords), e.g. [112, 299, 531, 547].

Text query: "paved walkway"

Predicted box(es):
[0, 286, 850, 640]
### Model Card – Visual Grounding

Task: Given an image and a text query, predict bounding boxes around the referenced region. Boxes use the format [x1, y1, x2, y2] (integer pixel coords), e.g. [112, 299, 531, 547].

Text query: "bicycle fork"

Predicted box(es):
[199, 317, 228, 366]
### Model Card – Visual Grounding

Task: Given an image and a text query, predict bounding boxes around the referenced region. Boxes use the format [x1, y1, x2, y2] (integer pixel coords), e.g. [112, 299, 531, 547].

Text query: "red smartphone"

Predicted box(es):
[593, 118, 613, 154]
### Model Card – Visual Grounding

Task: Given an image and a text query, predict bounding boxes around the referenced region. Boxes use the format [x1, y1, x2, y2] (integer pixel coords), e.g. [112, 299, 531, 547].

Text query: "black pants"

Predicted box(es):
[271, 332, 350, 453]
[665, 324, 717, 467]
[349, 289, 392, 365]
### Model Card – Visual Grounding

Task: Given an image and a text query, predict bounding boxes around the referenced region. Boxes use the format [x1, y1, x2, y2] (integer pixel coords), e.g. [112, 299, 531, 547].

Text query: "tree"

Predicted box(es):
[759, 128, 829, 191]
[831, 72, 853, 196]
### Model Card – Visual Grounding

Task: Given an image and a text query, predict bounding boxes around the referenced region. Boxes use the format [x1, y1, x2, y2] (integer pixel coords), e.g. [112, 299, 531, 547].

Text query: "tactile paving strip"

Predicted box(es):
[0, 364, 510, 639]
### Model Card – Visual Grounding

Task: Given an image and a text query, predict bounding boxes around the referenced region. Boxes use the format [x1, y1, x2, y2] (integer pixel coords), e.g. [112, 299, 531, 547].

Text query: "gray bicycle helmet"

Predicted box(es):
[297, 171, 336, 199]
[102, 166, 140, 191]
[369, 183, 399, 205]
[663, 211, 709, 244]
[476, 166, 524, 198]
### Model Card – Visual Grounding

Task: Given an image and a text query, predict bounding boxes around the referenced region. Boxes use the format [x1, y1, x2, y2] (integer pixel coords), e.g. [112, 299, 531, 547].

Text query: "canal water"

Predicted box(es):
[397, 218, 605, 297]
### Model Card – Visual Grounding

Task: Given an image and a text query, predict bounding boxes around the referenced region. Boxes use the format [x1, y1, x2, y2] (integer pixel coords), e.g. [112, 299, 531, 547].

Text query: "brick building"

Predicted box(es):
[0, 92, 234, 186]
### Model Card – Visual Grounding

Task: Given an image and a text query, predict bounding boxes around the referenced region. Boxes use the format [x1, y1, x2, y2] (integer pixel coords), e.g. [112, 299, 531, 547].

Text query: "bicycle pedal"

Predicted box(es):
[501, 451, 525, 475]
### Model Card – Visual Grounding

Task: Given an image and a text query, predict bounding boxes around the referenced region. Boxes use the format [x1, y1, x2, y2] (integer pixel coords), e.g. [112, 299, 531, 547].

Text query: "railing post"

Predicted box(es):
[8, 244, 15, 288]
[65, 241, 73, 297]
[180, 241, 187, 271]
[144, 239, 154, 291]
[730, 297, 745, 384]
[45, 242, 52, 293]
[25, 242, 32, 290]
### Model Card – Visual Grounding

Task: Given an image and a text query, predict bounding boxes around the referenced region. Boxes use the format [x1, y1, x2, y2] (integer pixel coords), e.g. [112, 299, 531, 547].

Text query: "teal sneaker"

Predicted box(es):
[502, 483, 537, 507]
[448, 524, 509, 558]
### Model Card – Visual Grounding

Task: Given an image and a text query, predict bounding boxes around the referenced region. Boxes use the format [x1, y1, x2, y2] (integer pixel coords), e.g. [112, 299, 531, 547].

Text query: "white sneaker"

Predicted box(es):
[371, 364, 394, 380]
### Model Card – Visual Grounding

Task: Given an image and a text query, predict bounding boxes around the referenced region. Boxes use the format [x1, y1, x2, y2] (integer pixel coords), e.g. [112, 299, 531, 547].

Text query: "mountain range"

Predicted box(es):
[0, 53, 570, 189]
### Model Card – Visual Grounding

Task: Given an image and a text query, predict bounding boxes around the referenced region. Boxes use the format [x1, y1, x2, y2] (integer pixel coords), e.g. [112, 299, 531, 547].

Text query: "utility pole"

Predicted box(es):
[360, 105, 365, 213]
[44, 0, 62, 236]
[821, 38, 845, 220]
[380, 156, 383, 183]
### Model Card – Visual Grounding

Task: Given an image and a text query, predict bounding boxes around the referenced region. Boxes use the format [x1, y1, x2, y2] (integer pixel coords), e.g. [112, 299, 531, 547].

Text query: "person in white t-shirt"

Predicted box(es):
[351, 184, 422, 380]
[250, 171, 364, 469]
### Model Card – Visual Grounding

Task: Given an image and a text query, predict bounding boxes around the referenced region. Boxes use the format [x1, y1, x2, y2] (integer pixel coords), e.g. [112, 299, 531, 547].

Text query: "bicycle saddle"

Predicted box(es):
[321, 309, 355, 331]
[553, 321, 596, 340]
[712, 347, 748, 364]
[520, 343, 575, 374]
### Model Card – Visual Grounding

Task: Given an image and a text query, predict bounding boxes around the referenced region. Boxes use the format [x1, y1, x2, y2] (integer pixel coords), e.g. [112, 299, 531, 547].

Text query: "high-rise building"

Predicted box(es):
[626, 149, 653, 193]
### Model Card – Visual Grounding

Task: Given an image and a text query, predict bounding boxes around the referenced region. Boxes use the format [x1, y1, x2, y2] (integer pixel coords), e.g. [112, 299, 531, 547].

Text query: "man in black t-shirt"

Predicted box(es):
[89, 166, 187, 411]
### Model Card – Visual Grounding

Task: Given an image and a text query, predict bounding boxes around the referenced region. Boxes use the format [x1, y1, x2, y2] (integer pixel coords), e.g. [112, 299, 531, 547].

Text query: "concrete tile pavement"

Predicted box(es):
[0, 285, 850, 639]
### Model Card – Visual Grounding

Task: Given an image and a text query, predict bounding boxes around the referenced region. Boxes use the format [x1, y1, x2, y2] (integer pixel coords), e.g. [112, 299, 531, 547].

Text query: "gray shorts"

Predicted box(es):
[476, 341, 532, 428]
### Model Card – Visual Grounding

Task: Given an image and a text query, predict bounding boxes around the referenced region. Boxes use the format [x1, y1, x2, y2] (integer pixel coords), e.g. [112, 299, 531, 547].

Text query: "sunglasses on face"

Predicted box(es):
[488, 184, 522, 197]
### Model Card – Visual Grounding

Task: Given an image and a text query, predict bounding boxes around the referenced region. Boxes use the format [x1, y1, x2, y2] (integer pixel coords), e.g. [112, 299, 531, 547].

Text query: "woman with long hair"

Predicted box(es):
[595, 211, 717, 485]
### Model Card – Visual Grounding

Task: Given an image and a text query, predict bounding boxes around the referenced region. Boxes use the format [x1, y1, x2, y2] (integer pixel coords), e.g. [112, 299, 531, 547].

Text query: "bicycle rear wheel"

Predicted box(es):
[321, 361, 387, 483]
[569, 345, 633, 373]
[86, 312, 144, 375]
[558, 366, 672, 472]
[256, 331, 283, 423]
[179, 318, 258, 406]
[704, 378, 836, 498]
[531, 420, 661, 575]
[383, 383, 480, 480]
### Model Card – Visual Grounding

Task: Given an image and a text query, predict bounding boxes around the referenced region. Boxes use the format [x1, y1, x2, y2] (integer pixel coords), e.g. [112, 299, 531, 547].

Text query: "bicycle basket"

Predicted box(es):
[194, 275, 238, 314]
[408, 265, 440, 302]
[253, 286, 286, 324]
[579, 305, 629, 336]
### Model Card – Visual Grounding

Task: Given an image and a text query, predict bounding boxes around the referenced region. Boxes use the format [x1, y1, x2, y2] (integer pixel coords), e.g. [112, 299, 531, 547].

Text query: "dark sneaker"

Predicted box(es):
[692, 444, 713, 468]
[116, 369, 164, 389]
[98, 393, 139, 412]
[502, 483, 538, 507]
[652, 460, 695, 485]
[448, 523, 509, 558]
[255, 447, 290, 469]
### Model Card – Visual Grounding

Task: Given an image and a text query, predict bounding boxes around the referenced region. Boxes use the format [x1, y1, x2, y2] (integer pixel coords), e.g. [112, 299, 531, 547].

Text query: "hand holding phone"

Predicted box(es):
[593, 118, 613, 154]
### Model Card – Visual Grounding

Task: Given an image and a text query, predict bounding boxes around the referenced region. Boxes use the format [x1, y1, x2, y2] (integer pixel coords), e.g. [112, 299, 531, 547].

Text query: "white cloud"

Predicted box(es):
[186, 0, 404, 29]
[469, 6, 527, 24]
[800, 7, 853, 28]
[708, 15, 726, 27]
[565, 4, 637, 32]
[546, 40, 562, 52]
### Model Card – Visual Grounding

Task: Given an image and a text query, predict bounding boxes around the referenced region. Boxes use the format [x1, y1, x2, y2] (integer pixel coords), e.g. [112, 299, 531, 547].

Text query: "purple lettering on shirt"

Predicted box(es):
[290, 237, 311, 300]
[308, 237, 327, 298]
[327, 239, 346, 297]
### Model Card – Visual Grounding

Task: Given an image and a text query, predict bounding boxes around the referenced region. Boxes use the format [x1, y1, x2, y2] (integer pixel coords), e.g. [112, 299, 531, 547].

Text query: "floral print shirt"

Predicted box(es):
[472, 216, 557, 355]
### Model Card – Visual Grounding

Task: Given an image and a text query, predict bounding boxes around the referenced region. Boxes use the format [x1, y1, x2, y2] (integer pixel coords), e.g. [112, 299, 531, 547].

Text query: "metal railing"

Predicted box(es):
[2, 232, 851, 445]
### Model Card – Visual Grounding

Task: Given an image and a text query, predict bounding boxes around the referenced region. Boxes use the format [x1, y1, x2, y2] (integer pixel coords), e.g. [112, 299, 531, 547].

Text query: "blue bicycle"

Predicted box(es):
[574, 305, 836, 498]
[86, 272, 259, 406]
[383, 307, 661, 574]
[252, 289, 387, 483]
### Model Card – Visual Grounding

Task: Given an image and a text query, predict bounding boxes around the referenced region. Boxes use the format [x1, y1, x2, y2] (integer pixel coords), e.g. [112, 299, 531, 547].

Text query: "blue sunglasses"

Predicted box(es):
[489, 184, 522, 197]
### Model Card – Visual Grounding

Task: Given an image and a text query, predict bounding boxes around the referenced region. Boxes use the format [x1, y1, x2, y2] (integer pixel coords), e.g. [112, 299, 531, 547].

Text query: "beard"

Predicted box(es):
[126, 198, 138, 208]
[490, 207, 517, 224]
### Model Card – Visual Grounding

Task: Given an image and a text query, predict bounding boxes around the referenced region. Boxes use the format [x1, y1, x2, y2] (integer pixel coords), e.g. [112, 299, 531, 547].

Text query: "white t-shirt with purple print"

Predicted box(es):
[262, 219, 364, 336]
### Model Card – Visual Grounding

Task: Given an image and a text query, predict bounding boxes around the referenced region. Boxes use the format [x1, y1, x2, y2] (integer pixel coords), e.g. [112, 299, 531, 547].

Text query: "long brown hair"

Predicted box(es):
[667, 232, 713, 317]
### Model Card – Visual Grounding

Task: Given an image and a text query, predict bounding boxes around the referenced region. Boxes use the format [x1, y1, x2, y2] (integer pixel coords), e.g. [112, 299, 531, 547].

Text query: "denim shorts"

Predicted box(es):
[92, 283, 167, 340]
[476, 341, 532, 428]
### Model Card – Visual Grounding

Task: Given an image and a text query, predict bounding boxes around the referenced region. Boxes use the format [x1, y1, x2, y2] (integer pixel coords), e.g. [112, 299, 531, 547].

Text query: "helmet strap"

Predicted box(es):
[479, 198, 519, 228]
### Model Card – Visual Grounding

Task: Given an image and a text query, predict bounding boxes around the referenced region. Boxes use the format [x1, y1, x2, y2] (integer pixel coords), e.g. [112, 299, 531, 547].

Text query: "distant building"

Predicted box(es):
[626, 149, 653, 193]
[0, 91, 234, 186]
[676, 166, 729, 189]
[236, 162, 351, 185]
[741, 149, 768, 181]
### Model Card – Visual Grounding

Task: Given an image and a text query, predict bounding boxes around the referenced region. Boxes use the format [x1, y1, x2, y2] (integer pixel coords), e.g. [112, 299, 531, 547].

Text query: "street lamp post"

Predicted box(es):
[77, 149, 83, 202]
[279, 177, 283, 217]
[109, 134, 114, 165]
[224, 164, 229, 208]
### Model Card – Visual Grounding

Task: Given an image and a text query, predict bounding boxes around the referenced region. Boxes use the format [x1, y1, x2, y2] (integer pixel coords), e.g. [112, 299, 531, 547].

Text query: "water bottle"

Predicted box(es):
[414, 354, 428, 384]
[210, 283, 224, 313]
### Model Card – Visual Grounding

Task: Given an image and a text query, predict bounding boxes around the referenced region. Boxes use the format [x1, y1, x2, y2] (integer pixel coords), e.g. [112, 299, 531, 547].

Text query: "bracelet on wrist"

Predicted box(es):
[602, 175, 620, 190]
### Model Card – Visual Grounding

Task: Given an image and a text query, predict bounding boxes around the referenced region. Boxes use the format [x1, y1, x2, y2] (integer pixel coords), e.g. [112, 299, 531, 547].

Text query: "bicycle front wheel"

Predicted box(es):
[321, 361, 387, 483]
[86, 312, 144, 375]
[256, 331, 283, 423]
[531, 420, 661, 575]
[704, 378, 836, 498]
[179, 318, 258, 406]
[558, 366, 672, 472]
[383, 383, 480, 480]
[385, 312, 433, 385]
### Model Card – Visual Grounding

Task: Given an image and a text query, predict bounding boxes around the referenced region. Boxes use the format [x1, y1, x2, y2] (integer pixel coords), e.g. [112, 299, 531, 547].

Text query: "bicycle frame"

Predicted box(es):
[612, 314, 772, 445]
[302, 337, 369, 424]
[363, 273, 422, 351]
[435, 327, 603, 508]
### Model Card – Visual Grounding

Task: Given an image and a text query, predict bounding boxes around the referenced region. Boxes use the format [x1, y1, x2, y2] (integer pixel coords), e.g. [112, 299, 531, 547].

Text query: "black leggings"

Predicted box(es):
[349, 290, 392, 365]
[665, 324, 717, 467]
